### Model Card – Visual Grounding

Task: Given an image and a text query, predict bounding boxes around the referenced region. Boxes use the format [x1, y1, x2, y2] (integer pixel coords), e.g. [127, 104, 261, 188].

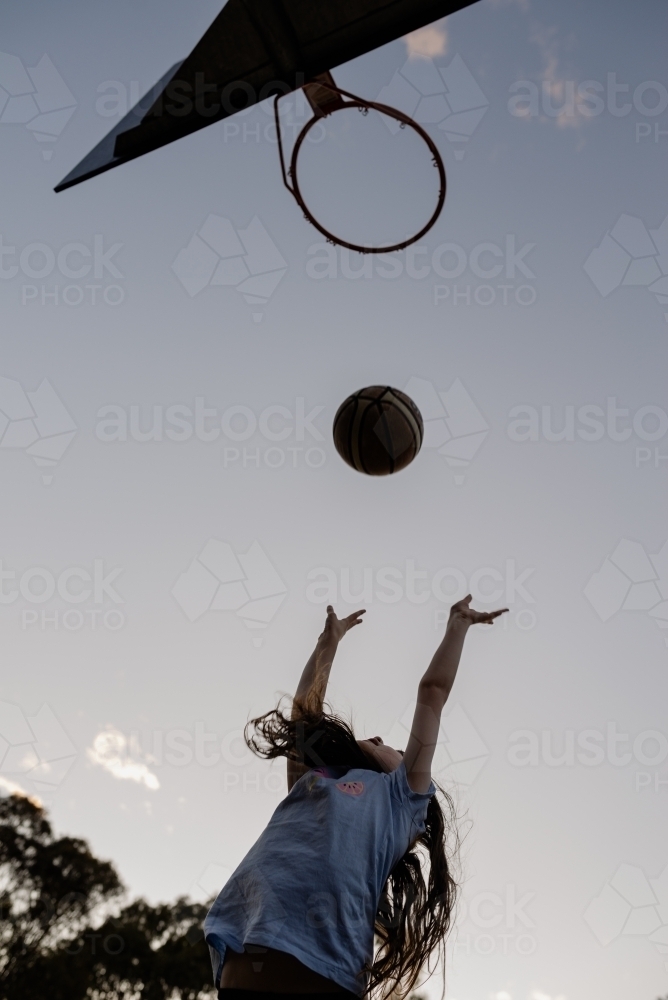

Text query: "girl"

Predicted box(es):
[205, 595, 507, 1000]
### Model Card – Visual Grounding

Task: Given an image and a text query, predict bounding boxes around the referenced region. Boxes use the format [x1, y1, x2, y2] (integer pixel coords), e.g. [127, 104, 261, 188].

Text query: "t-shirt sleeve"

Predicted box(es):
[387, 758, 436, 803]
[384, 761, 435, 857]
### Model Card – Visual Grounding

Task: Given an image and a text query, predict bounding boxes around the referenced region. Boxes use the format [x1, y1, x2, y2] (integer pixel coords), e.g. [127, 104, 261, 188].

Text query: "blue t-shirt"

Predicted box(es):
[204, 761, 435, 995]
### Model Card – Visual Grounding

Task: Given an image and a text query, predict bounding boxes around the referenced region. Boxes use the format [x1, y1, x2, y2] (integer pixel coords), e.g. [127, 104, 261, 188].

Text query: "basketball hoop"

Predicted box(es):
[273, 75, 446, 254]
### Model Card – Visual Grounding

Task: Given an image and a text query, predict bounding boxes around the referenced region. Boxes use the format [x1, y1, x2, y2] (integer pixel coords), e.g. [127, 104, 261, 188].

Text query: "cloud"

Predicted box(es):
[87, 728, 159, 791]
[404, 23, 447, 59]
[0, 775, 42, 806]
[526, 23, 588, 129]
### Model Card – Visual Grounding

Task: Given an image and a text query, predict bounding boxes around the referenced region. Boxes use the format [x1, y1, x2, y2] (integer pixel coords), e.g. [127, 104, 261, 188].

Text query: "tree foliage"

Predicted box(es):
[0, 794, 215, 1000]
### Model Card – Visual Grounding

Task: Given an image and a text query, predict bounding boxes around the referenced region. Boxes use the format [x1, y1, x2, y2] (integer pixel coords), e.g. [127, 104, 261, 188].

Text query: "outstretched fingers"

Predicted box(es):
[477, 607, 509, 624]
[450, 595, 509, 625]
[323, 606, 366, 639]
[346, 609, 366, 628]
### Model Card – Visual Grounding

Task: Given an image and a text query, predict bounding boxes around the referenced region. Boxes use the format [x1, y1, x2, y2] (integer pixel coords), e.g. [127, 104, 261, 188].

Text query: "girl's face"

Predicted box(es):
[358, 736, 403, 773]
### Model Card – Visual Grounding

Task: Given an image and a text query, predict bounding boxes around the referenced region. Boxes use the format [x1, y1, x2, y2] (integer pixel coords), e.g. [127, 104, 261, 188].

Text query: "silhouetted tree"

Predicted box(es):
[0, 794, 215, 999]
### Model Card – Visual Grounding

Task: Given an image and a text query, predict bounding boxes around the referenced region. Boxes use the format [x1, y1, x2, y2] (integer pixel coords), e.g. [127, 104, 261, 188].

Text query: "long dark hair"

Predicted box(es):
[245, 695, 460, 1000]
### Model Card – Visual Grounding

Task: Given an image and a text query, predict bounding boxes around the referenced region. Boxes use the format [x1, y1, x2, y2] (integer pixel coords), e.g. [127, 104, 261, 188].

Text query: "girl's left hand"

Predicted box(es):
[449, 594, 508, 628]
[321, 605, 366, 644]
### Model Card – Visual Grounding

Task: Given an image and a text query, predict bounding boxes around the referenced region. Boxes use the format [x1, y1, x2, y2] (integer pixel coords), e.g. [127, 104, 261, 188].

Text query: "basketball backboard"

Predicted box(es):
[55, 0, 479, 193]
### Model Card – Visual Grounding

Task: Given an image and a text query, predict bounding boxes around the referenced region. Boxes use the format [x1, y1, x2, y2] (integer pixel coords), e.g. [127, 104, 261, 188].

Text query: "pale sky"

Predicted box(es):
[1, 1, 667, 999]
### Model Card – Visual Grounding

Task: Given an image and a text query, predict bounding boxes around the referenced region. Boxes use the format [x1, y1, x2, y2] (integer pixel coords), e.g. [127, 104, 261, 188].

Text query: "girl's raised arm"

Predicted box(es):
[402, 596, 508, 793]
[287, 605, 365, 789]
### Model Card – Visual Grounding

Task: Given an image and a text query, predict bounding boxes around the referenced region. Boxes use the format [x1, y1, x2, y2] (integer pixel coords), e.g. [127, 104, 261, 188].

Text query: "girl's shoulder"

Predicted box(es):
[309, 765, 351, 780]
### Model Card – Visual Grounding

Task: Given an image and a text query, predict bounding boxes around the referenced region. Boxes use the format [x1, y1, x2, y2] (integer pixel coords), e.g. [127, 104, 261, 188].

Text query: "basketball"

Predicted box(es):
[333, 386, 424, 475]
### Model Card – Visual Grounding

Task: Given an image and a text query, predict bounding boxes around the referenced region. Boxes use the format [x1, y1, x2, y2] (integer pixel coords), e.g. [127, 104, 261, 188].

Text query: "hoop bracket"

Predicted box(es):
[303, 72, 347, 117]
[273, 76, 446, 255]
